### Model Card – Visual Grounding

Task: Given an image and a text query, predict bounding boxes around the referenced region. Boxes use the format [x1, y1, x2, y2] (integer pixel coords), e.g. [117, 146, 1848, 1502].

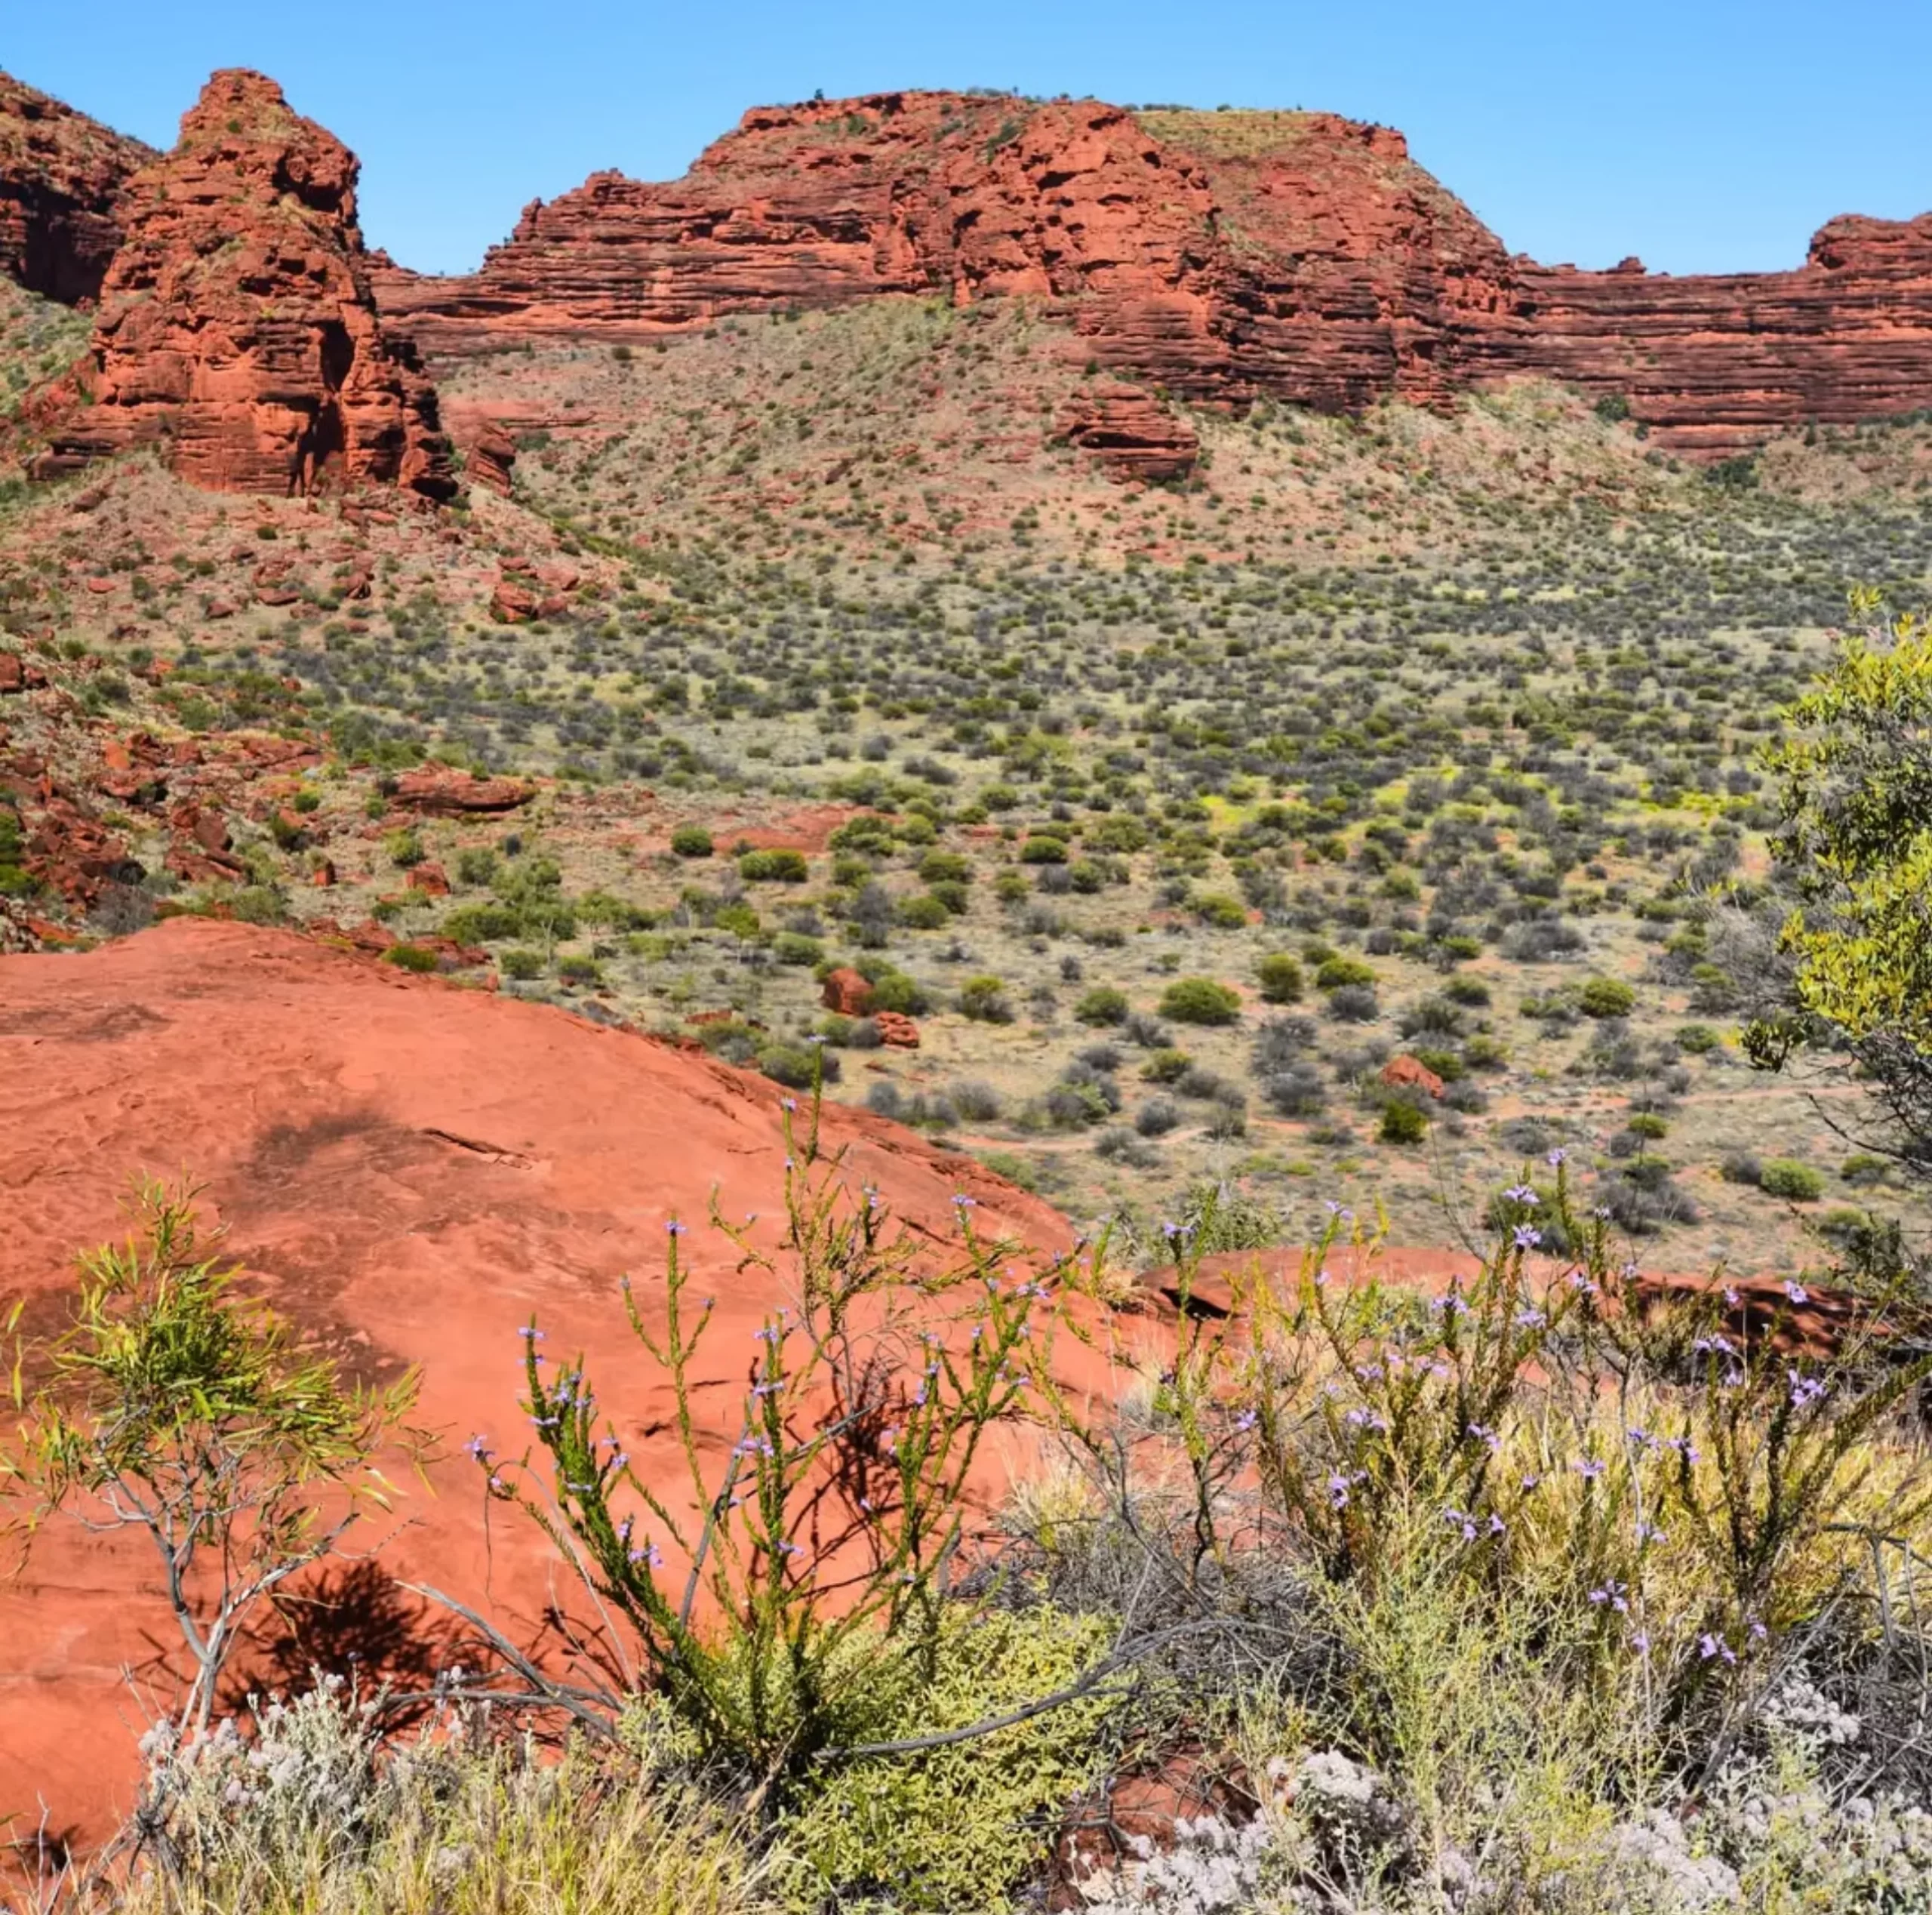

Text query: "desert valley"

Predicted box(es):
[5, 52, 1932, 1915]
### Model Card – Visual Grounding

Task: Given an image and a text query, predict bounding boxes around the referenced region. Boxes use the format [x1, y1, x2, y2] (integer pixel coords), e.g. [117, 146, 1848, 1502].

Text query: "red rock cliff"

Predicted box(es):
[30, 70, 455, 499]
[375, 90, 1932, 457]
[1472, 214, 1932, 457]
[0, 68, 153, 303]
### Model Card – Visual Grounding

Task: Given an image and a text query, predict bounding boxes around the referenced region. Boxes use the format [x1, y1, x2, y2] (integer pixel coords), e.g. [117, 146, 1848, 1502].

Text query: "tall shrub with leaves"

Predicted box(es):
[1752, 589, 1932, 1160]
[2, 1184, 423, 1733]
[1048, 1163, 1932, 1792]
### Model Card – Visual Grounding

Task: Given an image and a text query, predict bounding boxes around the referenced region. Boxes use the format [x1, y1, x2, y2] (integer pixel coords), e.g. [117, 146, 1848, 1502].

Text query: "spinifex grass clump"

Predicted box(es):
[475, 1093, 1065, 1796]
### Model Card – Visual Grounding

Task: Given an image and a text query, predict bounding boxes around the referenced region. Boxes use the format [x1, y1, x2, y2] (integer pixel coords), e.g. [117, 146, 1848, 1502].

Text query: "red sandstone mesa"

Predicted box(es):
[0, 68, 152, 303]
[29, 70, 455, 499]
[370, 91, 1932, 459]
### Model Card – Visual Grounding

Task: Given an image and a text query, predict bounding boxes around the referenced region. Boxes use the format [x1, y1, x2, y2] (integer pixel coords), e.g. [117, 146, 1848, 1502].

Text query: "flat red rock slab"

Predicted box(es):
[0, 919, 1078, 1845]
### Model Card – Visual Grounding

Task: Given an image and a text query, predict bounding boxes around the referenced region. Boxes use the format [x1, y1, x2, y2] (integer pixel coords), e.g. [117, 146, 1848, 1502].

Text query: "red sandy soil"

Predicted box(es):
[0, 919, 1097, 1848]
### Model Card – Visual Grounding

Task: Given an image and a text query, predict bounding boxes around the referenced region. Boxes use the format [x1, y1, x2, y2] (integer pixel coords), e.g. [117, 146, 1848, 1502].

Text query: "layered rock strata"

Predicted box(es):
[374, 91, 1932, 458]
[29, 70, 454, 498]
[0, 68, 152, 303]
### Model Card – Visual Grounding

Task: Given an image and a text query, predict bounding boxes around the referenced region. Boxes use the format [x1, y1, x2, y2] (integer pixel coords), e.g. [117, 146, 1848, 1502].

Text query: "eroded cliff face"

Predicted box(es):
[8, 76, 1926, 470]
[29, 69, 455, 499]
[373, 90, 1932, 459]
[0, 68, 154, 303]
[1476, 215, 1932, 457]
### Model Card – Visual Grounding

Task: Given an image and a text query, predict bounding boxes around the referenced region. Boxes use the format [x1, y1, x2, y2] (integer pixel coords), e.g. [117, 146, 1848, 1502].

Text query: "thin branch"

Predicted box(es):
[401, 1583, 622, 1740]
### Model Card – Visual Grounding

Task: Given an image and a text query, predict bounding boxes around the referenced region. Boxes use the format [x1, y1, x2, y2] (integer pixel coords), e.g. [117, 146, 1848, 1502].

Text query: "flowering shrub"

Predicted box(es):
[475, 1093, 1066, 1793]
[1041, 1161, 1932, 1870]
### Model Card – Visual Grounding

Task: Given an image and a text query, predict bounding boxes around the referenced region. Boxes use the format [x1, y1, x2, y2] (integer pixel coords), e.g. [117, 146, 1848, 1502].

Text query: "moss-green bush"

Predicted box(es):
[897, 894, 951, 929]
[1760, 1158, 1825, 1203]
[1158, 978, 1242, 1026]
[774, 932, 823, 967]
[1579, 977, 1637, 1019]
[1257, 953, 1304, 1004]
[1193, 891, 1248, 929]
[1315, 956, 1377, 992]
[1074, 986, 1130, 1027]
[777, 1607, 1116, 1914]
[380, 943, 439, 974]
[1380, 1101, 1429, 1145]
[383, 828, 425, 870]
[739, 848, 809, 882]
[670, 826, 715, 858]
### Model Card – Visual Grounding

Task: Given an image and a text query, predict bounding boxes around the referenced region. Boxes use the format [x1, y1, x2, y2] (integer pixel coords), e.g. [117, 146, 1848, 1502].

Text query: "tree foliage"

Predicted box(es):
[1754, 591, 1932, 1161]
[2, 1184, 423, 1731]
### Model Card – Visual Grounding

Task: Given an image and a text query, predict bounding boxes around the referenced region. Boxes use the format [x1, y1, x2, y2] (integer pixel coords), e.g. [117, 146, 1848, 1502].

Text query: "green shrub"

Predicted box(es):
[774, 932, 824, 967]
[1315, 956, 1376, 991]
[917, 850, 973, 886]
[500, 948, 544, 980]
[958, 975, 1013, 1023]
[738, 848, 809, 882]
[1158, 978, 1242, 1026]
[897, 894, 951, 930]
[1675, 1023, 1721, 1054]
[1579, 978, 1637, 1019]
[557, 953, 604, 985]
[1626, 1112, 1670, 1141]
[862, 965, 929, 1016]
[1074, 987, 1131, 1027]
[1379, 1101, 1429, 1144]
[1019, 835, 1068, 865]
[779, 1608, 1115, 1914]
[383, 828, 425, 870]
[1141, 1048, 1192, 1083]
[1841, 1153, 1890, 1188]
[0, 801, 36, 897]
[455, 846, 498, 885]
[1088, 815, 1149, 854]
[1193, 891, 1248, 929]
[380, 943, 439, 974]
[830, 816, 897, 857]
[670, 825, 715, 858]
[759, 1044, 835, 1089]
[1256, 953, 1305, 1004]
[1760, 1158, 1825, 1203]
[440, 902, 521, 944]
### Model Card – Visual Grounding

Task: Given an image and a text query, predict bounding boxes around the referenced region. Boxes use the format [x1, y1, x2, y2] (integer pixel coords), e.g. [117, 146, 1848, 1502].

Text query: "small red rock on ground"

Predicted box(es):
[873, 1010, 920, 1048]
[821, 965, 872, 1015]
[1381, 1054, 1446, 1100]
[391, 768, 534, 814]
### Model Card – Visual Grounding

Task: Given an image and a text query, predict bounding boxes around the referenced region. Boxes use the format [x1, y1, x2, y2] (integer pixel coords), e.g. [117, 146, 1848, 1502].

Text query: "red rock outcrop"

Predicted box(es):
[1471, 215, 1932, 457]
[0, 917, 1077, 1841]
[0, 69, 153, 303]
[1054, 380, 1200, 480]
[29, 70, 456, 499]
[373, 90, 1931, 459]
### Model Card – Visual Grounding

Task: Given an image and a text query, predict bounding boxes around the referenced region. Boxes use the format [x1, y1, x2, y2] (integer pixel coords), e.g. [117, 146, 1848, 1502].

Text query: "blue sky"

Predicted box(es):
[10, 0, 1930, 278]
